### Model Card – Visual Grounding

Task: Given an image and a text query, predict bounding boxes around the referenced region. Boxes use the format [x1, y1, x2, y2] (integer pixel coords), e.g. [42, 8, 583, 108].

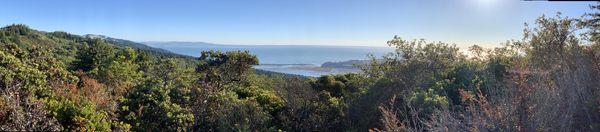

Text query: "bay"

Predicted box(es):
[143, 42, 393, 76]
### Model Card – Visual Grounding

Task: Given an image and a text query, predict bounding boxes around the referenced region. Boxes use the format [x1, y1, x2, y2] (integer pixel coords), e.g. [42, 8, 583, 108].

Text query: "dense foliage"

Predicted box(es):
[1, 5, 599, 132]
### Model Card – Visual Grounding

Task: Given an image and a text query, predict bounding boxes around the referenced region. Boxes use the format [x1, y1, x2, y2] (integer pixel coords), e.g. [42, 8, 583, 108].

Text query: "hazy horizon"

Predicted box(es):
[141, 41, 394, 47]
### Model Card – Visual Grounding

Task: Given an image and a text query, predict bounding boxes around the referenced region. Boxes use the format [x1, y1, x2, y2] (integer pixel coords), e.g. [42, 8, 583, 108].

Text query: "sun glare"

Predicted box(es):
[478, 0, 497, 4]
[469, 0, 502, 12]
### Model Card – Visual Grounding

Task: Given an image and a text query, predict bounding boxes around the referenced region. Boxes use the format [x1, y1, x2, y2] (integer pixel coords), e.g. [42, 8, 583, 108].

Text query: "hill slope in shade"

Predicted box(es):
[84, 34, 181, 57]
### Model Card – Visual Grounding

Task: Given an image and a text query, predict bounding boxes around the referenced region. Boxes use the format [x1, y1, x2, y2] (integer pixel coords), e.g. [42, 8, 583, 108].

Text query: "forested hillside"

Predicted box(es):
[1, 6, 599, 132]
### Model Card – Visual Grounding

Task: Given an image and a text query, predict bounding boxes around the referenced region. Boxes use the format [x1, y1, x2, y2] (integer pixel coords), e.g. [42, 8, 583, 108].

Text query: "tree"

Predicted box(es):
[196, 50, 258, 90]
[148, 58, 195, 105]
[119, 80, 194, 131]
[71, 39, 115, 72]
[308, 73, 367, 98]
[44, 96, 114, 131]
[97, 47, 142, 95]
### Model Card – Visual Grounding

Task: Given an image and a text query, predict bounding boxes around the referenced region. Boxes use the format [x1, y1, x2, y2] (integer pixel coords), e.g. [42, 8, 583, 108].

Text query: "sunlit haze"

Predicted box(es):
[0, 0, 594, 47]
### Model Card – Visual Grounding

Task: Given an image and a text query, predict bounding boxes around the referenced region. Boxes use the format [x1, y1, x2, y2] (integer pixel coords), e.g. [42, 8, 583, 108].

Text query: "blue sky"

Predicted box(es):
[0, 0, 595, 47]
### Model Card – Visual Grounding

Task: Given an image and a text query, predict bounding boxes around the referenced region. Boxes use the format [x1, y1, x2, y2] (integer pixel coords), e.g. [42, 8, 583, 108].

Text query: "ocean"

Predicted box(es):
[143, 42, 394, 77]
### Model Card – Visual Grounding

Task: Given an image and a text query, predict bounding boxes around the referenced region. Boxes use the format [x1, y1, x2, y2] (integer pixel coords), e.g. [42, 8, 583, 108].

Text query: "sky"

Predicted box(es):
[0, 0, 595, 47]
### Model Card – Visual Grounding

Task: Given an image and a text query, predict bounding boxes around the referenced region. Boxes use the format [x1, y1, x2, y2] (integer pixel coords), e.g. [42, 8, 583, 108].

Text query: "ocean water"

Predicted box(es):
[144, 42, 393, 76]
